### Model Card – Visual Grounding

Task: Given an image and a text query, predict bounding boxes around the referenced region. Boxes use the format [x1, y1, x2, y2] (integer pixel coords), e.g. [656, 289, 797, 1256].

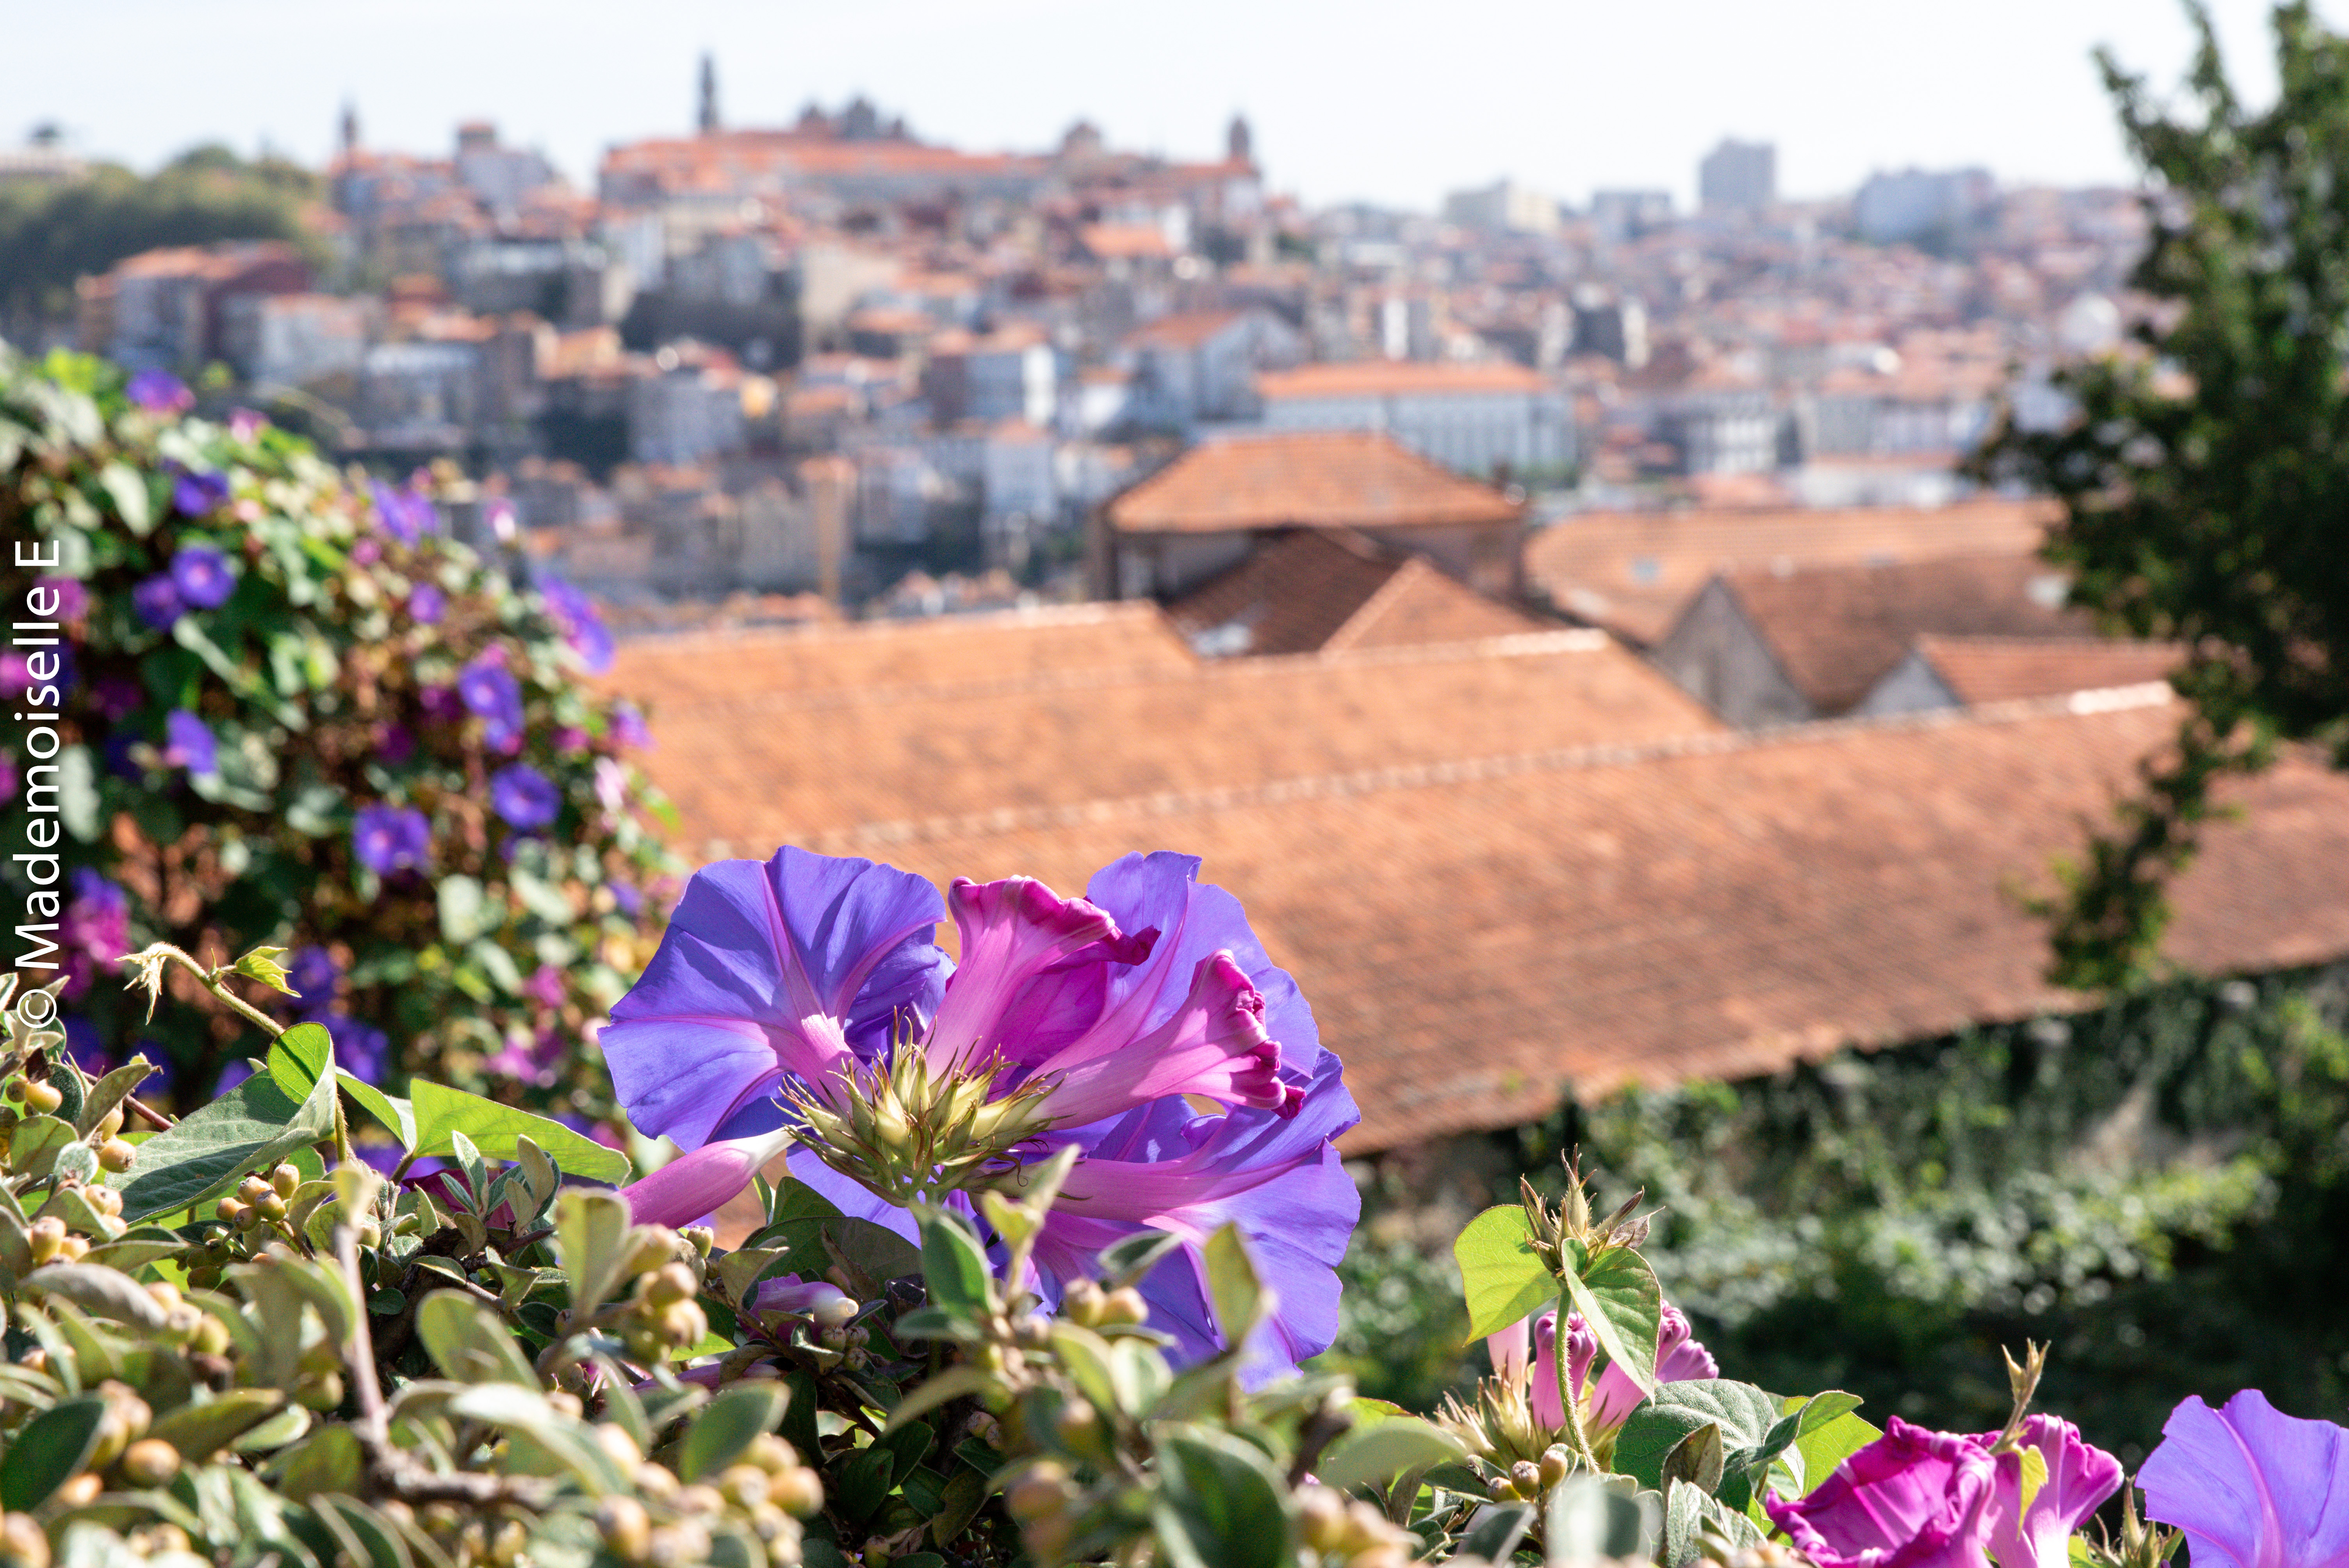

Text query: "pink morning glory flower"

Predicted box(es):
[601, 847, 1359, 1380]
[1767, 1417, 2001, 1568]
[2139, 1389, 2349, 1568]
[1980, 1414, 2123, 1568]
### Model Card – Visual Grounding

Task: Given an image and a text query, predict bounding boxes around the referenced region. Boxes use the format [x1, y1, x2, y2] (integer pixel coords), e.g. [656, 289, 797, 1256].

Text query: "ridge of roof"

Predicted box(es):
[798, 681, 2178, 853]
[615, 599, 1162, 652]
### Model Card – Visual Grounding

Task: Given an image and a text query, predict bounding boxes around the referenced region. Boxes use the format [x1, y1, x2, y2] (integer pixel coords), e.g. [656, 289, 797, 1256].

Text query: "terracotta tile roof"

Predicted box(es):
[1078, 224, 1175, 259]
[1124, 310, 1249, 349]
[605, 603, 1195, 707]
[1164, 530, 1409, 655]
[1107, 432, 1524, 534]
[724, 693, 2349, 1150]
[1909, 634, 2184, 706]
[1258, 361, 1550, 399]
[614, 620, 1722, 861]
[1329, 558, 1550, 652]
[1713, 553, 2092, 715]
[1526, 499, 2057, 645]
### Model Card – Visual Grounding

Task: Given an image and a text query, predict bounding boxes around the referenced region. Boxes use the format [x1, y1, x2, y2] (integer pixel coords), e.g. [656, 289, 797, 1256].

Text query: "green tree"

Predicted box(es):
[1977, 2, 2349, 987]
[0, 146, 320, 327]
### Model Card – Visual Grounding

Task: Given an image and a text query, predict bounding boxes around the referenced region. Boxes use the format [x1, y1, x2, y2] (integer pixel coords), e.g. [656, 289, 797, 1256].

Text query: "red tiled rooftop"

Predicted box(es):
[1108, 432, 1524, 535]
[1258, 360, 1550, 399]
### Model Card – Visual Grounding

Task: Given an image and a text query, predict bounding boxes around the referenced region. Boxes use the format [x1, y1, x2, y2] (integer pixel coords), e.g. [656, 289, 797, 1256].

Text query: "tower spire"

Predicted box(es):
[698, 53, 720, 135]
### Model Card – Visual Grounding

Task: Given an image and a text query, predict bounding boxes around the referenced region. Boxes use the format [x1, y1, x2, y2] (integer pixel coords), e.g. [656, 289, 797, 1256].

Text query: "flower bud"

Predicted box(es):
[0, 1515, 48, 1568]
[52, 1237, 86, 1263]
[633, 1463, 681, 1502]
[595, 1497, 652, 1563]
[1538, 1445, 1572, 1489]
[117, 1439, 180, 1488]
[1296, 1486, 1347, 1553]
[97, 1139, 136, 1174]
[681, 1226, 715, 1258]
[745, 1435, 798, 1475]
[20, 1080, 62, 1115]
[642, 1262, 697, 1307]
[661, 1300, 709, 1348]
[768, 1468, 824, 1519]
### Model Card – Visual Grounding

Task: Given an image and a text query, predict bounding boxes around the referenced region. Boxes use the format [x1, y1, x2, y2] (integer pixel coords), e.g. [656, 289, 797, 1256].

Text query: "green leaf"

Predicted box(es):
[1150, 1424, 1295, 1568]
[1458, 1502, 1535, 1563]
[408, 1080, 630, 1184]
[1454, 1205, 1555, 1343]
[97, 462, 151, 535]
[1201, 1223, 1263, 1349]
[1561, 1239, 1663, 1402]
[111, 1049, 339, 1221]
[0, 1396, 105, 1509]
[274, 1424, 363, 1503]
[918, 1210, 994, 1313]
[413, 1290, 538, 1386]
[554, 1189, 635, 1316]
[444, 1384, 626, 1495]
[232, 945, 297, 997]
[25, 1263, 169, 1331]
[267, 1023, 333, 1101]
[1097, 1226, 1183, 1287]
[1612, 1381, 1784, 1492]
[677, 1384, 789, 1482]
[147, 1389, 288, 1460]
[437, 876, 493, 943]
[75, 1060, 157, 1138]
[337, 1075, 416, 1149]
[1787, 1401, 1880, 1497]
[1547, 1474, 1656, 1563]
[10, 1115, 76, 1181]
[1313, 1416, 1469, 1493]
[1662, 1422, 1725, 1495]
[55, 745, 100, 842]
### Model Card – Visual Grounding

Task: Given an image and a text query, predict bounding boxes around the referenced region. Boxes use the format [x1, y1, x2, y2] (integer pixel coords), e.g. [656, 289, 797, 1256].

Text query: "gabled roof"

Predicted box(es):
[761, 693, 2349, 1149]
[1907, 634, 2183, 706]
[1124, 310, 1251, 350]
[1526, 499, 2057, 646]
[1166, 530, 1547, 657]
[1705, 552, 2091, 715]
[1107, 432, 1524, 534]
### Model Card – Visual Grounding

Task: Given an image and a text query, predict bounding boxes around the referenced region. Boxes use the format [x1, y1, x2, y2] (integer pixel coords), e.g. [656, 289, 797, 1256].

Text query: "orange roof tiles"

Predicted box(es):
[1125, 310, 1249, 349]
[1526, 499, 2058, 646]
[1107, 433, 1524, 535]
[1257, 361, 1551, 399]
[1166, 531, 1545, 657]
[1909, 634, 2184, 706]
[1708, 552, 2092, 714]
[747, 694, 2349, 1150]
[1078, 225, 1176, 260]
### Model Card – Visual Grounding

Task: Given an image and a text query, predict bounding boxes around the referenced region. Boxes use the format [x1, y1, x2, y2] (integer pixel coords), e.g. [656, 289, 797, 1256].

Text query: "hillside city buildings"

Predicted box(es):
[37, 65, 2140, 625]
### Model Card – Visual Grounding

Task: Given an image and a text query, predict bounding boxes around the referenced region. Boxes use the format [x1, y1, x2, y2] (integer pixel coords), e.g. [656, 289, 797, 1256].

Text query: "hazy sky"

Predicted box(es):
[10, 0, 2344, 211]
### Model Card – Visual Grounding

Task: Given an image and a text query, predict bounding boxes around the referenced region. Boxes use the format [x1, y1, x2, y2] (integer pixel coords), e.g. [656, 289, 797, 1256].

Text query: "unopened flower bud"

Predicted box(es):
[1539, 1445, 1572, 1489]
[27, 1217, 66, 1264]
[117, 1439, 180, 1487]
[97, 1139, 136, 1173]
[681, 1226, 715, 1257]
[51, 1474, 102, 1509]
[595, 1497, 652, 1562]
[768, 1468, 823, 1519]
[642, 1262, 696, 1307]
[661, 1300, 708, 1348]
[1296, 1486, 1347, 1552]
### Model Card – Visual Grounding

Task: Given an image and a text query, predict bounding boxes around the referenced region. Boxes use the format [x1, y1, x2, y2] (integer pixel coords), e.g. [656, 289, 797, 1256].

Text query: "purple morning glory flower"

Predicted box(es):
[2139, 1389, 2349, 1568]
[1980, 1415, 2124, 1568]
[370, 480, 437, 546]
[125, 369, 193, 414]
[408, 583, 446, 624]
[39, 577, 88, 621]
[63, 1018, 110, 1076]
[213, 1059, 253, 1095]
[133, 575, 184, 631]
[286, 946, 341, 1010]
[610, 880, 643, 917]
[375, 723, 416, 764]
[1503, 1302, 1718, 1434]
[601, 847, 1358, 1381]
[417, 684, 464, 724]
[163, 709, 217, 775]
[458, 654, 525, 748]
[538, 575, 614, 674]
[484, 1026, 566, 1087]
[319, 1014, 392, 1085]
[169, 544, 235, 609]
[173, 469, 230, 517]
[610, 702, 652, 750]
[352, 804, 431, 875]
[489, 763, 560, 829]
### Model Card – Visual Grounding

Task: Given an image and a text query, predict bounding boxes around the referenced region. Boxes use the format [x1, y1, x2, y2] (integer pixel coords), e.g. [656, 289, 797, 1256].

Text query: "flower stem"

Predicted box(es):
[1554, 1287, 1600, 1474]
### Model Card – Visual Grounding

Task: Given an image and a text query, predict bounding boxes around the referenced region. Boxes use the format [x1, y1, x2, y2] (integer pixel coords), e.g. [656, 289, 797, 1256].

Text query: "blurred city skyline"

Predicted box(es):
[16, 0, 2347, 209]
